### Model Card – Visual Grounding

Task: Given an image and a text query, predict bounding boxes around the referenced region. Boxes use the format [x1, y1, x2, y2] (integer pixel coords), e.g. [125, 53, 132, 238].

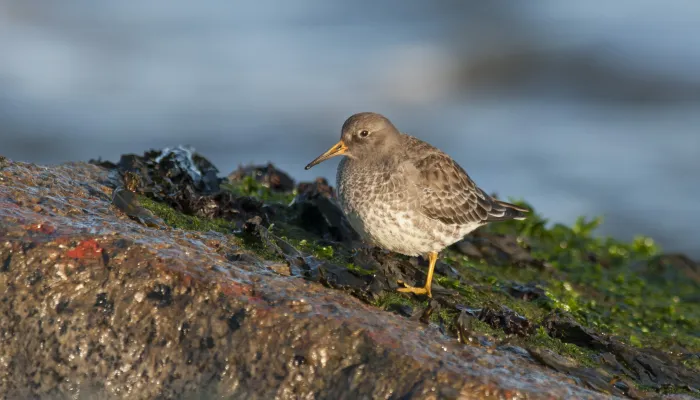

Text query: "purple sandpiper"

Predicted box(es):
[305, 112, 528, 297]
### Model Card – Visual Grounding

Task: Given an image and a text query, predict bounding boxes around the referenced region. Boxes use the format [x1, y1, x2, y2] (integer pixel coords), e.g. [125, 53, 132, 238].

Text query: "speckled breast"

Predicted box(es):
[336, 158, 467, 256]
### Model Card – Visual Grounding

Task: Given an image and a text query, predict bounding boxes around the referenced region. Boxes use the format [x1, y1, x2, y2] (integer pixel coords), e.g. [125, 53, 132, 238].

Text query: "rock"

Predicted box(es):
[307, 258, 372, 295]
[452, 238, 483, 258]
[607, 340, 700, 391]
[0, 158, 611, 399]
[497, 345, 535, 362]
[0, 155, 10, 170]
[386, 303, 414, 318]
[111, 186, 164, 228]
[507, 283, 547, 301]
[112, 145, 220, 195]
[640, 254, 700, 285]
[452, 230, 549, 269]
[458, 305, 534, 337]
[296, 177, 335, 199]
[543, 311, 608, 350]
[527, 347, 630, 398]
[88, 157, 117, 169]
[228, 163, 295, 192]
[528, 347, 581, 373]
[96, 146, 270, 225]
[290, 178, 359, 243]
[544, 311, 700, 392]
[268, 262, 292, 276]
[454, 309, 483, 344]
[477, 306, 534, 336]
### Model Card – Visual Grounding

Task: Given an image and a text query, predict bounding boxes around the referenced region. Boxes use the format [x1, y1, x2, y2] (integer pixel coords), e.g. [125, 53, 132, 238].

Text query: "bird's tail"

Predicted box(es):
[486, 199, 529, 222]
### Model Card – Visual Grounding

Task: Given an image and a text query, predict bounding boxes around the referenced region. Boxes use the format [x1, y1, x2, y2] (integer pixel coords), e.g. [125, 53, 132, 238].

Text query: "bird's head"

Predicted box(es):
[305, 112, 401, 169]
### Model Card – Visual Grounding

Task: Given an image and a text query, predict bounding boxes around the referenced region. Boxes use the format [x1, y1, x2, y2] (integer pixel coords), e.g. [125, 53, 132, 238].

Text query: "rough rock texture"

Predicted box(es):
[0, 160, 616, 399]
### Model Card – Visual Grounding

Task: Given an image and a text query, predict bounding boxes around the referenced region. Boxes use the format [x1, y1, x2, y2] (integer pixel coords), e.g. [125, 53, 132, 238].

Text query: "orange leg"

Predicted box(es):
[398, 251, 437, 298]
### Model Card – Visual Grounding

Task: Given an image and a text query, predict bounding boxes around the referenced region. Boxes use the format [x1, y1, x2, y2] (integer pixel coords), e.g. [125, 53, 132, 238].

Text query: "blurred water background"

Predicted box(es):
[1, 1, 699, 256]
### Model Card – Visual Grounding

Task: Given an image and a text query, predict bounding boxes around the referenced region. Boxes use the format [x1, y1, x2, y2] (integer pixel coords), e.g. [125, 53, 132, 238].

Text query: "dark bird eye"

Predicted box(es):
[359, 130, 369, 138]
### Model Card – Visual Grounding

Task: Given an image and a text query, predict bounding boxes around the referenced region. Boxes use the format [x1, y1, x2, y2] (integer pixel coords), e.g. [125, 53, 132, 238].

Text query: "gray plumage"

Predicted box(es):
[305, 112, 528, 297]
[330, 112, 526, 256]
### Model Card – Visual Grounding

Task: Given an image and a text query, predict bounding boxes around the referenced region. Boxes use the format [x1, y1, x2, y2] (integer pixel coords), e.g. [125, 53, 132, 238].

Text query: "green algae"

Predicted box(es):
[381, 198, 698, 381]
[479, 200, 699, 354]
[434, 260, 550, 324]
[139, 196, 287, 262]
[221, 177, 296, 204]
[345, 263, 375, 276]
[139, 197, 239, 234]
[429, 307, 460, 326]
[524, 326, 597, 368]
[291, 238, 335, 259]
[683, 356, 700, 371]
[463, 317, 505, 339]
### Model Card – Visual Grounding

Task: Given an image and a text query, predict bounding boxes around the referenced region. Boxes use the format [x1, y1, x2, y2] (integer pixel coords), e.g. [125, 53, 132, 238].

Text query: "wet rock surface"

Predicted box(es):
[1, 149, 698, 399]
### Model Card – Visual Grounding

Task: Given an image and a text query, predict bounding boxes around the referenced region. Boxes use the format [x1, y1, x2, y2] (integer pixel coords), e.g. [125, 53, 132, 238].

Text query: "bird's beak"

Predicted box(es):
[305, 141, 348, 170]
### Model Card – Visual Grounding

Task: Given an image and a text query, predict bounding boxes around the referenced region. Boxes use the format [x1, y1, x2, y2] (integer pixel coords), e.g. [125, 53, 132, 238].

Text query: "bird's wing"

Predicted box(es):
[403, 138, 526, 226]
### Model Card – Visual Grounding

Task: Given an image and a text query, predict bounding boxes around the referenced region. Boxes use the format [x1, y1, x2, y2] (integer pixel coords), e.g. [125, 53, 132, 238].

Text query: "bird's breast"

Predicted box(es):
[336, 160, 436, 255]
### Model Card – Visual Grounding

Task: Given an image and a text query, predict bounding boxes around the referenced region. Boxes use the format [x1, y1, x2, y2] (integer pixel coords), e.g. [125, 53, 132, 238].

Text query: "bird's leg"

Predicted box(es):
[397, 251, 437, 298]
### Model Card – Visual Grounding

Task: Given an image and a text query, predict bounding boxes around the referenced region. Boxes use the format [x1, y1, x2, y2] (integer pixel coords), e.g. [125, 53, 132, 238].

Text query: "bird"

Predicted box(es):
[305, 112, 528, 298]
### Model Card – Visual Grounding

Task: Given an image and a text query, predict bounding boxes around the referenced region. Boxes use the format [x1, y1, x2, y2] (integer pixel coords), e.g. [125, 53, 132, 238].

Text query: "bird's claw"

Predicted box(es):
[397, 281, 432, 298]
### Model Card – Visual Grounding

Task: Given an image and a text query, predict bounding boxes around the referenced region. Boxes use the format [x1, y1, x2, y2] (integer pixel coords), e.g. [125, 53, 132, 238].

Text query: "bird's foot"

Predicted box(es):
[397, 282, 432, 298]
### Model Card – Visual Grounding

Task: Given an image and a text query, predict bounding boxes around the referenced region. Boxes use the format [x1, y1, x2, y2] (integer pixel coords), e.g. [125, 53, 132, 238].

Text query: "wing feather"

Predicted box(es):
[403, 137, 527, 226]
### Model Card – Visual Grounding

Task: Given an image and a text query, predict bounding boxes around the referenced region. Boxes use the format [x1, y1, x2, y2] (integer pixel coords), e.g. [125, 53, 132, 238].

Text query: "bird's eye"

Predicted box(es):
[359, 130, 369, 138]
